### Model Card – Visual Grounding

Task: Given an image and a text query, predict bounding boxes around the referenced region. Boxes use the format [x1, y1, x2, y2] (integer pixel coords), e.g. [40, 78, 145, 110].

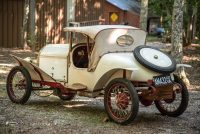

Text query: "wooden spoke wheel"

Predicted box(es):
[154, 75, 189, 117]
[6, 66, 32, 104]
[104, 78, 139, 125]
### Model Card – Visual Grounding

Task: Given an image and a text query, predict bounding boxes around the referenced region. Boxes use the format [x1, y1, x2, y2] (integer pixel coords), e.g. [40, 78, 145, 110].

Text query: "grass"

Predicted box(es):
[193, 39, 200, 44]
[146, 35, 162, 42]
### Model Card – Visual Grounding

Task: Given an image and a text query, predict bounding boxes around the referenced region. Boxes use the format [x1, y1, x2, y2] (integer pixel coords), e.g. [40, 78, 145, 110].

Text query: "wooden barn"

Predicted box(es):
[0, 0, 140, 49]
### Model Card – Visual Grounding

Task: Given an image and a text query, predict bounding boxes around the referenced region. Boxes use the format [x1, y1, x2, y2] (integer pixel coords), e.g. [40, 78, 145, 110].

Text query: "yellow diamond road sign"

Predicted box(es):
[111, 13, 118, 22]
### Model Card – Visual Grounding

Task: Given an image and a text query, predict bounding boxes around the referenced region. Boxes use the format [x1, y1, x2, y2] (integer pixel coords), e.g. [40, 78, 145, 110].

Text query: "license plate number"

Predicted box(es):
[153, 75, 173, 87]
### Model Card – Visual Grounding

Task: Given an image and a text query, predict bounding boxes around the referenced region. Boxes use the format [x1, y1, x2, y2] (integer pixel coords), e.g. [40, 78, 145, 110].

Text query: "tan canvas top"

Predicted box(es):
[63, 25, 138, 39]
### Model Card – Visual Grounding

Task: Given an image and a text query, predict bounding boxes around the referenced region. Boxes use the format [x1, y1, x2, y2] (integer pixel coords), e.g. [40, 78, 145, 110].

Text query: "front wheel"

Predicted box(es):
[6, 66, 32, 104]
[104, 78, 139, 125]
[154, 75, 189, 117]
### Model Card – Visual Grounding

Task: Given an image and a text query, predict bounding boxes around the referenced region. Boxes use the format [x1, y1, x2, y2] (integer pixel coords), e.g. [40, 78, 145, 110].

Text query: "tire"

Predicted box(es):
[154, 75, 189, 117]
[104, 78, 139, 125]
[58, 93, 76, 101]
[6, 66, 32, 104]
[53, 89, 76, 101]
[133, 46, 176, 74]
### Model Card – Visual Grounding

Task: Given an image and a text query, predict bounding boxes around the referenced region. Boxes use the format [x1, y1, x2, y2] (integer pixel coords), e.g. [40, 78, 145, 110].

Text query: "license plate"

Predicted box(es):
[153, 75, 173, 87]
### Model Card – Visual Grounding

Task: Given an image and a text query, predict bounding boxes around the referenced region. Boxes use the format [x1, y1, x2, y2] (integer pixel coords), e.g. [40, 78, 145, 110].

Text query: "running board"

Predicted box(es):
[65, 83, 87, 91]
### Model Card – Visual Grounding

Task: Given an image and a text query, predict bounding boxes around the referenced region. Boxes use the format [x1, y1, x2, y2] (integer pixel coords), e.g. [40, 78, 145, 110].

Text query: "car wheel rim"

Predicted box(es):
[107, 83, 132, 120]
[158, 83, 182, 112]
[8, 70, 27, 100]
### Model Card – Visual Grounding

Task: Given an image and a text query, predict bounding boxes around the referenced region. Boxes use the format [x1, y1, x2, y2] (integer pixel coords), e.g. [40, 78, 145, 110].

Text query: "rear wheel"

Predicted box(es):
[154, 75, 189, 117]
[6, 66, 32, 104]
[104, 78, 139, 125]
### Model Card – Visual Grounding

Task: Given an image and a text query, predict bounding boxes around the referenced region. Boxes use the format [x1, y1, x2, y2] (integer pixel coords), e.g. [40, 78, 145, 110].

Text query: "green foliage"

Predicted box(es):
[149, 0, 200, 43]
[146, 35, 162, 42]
[149, 0, 174, 32]
[183, 0, 200, 44]
[183, 0, 198, 30]
[196, 1, 200, 40]
[27, 34, 37, 46]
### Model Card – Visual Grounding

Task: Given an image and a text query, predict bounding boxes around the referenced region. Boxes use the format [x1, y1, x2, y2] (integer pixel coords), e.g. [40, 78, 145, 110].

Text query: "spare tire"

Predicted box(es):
[133, 46, 176, 74]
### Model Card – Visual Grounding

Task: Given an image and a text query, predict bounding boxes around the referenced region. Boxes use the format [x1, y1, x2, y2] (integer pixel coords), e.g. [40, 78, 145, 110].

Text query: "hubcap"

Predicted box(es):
[140, 48, 172, 67]
[116, 92, 129, 109]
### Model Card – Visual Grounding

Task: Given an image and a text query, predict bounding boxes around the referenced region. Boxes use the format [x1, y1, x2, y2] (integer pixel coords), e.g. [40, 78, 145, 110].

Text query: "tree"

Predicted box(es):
[171, 0, 190, 85]
[149, 0, 174, 32]
[21, 0, 36, 51]
[29, 0, 36, 52]
[149, 0, 200, 45]
[140, 0, 149, 31]
[22, 0, 29, 49]
[183, 0, 200, 46]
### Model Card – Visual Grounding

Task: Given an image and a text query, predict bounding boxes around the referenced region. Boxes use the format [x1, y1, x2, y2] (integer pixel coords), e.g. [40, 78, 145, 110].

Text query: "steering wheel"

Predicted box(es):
[73, 45, 88, 68]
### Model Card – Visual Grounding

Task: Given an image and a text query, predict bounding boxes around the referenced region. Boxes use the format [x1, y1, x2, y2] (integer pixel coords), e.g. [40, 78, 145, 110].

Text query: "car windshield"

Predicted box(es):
[69, 32, 94, 53]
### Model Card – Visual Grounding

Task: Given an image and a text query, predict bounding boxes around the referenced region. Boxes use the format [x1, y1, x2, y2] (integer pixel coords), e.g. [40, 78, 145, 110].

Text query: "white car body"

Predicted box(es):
[37, 25, 160, 93]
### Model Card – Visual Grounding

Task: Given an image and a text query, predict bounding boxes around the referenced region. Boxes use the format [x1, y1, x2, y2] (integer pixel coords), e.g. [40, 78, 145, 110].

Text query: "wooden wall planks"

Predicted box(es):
[0, 0, 66, 49]
[0, 0, 24, 48]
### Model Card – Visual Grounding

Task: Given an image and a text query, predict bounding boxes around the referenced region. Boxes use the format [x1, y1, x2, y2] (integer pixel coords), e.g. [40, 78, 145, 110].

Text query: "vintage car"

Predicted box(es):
[6, 25, 189, 124]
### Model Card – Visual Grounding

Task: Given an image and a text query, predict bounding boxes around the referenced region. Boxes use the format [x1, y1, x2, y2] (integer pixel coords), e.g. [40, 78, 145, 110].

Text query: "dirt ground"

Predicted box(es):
[0, 44, 200, 134]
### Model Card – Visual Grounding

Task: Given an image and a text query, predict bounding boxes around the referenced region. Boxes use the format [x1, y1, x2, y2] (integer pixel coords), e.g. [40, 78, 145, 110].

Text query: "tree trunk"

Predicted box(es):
[21, 0, 30, 49]
[183, 2, 197, 47]
[140, 0, 148, 31]
[184, 7, 193, 46]
[192, 7, 197, 41]
[29, 0, 36, 52]
[171, 0, 190, 86]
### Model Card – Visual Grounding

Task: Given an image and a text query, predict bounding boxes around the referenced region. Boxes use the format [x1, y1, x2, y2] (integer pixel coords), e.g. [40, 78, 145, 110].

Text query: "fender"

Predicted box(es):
[93, 53, 140, 90]
[93, 68, 137, 90]
[93, 53, 161, 90]
[10, 55, 55, 82]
